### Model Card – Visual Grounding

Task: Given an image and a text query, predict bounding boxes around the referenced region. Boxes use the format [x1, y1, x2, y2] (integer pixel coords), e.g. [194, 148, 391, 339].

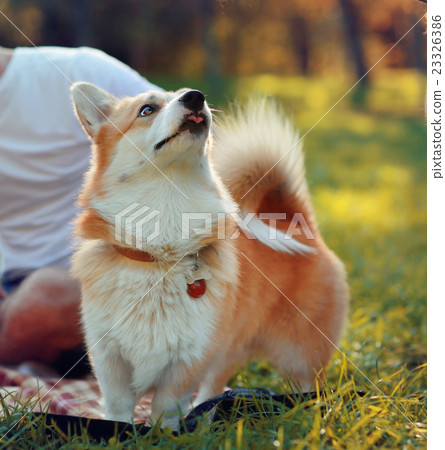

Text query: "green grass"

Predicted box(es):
[1, 71, 426, 448]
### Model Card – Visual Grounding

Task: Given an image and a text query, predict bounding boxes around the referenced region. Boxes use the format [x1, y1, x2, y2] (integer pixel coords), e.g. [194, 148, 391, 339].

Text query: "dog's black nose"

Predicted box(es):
[179, 90, 205, 112]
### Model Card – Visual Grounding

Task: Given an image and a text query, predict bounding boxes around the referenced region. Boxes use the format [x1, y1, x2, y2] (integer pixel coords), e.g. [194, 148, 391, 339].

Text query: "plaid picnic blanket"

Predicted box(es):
[0, 366, 152, 423]
[1, 365, 358, 441]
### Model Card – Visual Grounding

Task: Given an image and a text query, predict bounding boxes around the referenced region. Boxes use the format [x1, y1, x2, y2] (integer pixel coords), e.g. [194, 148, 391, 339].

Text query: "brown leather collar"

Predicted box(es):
[113, 244, 158, 262]
[113, 244, 209, 298]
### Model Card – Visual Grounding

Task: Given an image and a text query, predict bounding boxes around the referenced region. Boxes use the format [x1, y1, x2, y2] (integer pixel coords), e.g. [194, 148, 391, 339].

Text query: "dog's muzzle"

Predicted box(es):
[154, 90, 209, 151]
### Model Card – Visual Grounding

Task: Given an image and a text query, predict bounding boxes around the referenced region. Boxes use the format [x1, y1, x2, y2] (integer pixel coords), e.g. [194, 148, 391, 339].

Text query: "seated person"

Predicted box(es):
[0, 46, 161, 371]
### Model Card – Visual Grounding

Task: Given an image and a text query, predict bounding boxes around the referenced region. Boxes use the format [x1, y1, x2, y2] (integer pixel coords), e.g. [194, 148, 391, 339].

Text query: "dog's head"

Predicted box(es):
[71, 83, 234, 255]
[71, 83, 211, 169]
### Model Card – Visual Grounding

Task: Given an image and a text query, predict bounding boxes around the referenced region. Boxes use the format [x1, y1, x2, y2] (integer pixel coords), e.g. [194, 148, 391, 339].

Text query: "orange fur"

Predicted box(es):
[75, 208, 113, 241]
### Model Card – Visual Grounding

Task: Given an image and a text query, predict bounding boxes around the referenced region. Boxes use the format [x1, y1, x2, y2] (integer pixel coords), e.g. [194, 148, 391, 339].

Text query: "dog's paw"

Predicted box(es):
[160, 414, 180, 431]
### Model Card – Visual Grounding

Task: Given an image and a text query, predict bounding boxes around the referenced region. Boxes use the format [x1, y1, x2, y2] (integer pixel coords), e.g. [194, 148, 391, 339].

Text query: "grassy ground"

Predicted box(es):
[1, 71, 426, 448]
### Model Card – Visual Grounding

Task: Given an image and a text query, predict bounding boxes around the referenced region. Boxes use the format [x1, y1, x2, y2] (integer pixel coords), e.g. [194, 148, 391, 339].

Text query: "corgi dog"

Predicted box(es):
[70, 84, 348, 426]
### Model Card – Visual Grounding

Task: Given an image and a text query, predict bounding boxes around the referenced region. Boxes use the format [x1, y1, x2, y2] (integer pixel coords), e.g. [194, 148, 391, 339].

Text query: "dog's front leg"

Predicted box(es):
[150, 386, 195, 429]
[92, 348, 136, 423]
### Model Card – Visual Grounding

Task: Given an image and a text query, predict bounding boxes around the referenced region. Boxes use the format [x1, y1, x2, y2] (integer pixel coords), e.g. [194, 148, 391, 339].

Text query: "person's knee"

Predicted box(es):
[0, 266, 82, 363]
[18, 267, 80, 306]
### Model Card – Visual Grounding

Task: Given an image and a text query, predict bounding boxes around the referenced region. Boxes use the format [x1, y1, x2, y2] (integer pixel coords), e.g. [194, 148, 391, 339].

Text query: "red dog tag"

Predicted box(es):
[187, 279, 206, 298]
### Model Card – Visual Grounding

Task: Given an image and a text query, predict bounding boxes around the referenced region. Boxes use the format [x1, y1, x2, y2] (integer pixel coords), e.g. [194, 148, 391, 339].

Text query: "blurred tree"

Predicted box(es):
[0, 0, 426, 83]
[288, 14, 310, 75]
[338, 0, 368, 82]
[199, 0, 225, 96]
[40, 0, 75, 47]
[73, 0, 92, 47]
[338, 0, 368, 105]
[0, 0, 43, 46]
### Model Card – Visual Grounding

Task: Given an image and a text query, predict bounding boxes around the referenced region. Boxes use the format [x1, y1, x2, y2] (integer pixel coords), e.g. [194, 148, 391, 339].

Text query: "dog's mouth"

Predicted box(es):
[154, 113, 208, 151]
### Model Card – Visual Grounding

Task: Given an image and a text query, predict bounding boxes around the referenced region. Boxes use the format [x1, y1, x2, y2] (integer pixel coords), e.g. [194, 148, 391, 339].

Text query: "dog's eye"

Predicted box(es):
[138, 104, 157, 117]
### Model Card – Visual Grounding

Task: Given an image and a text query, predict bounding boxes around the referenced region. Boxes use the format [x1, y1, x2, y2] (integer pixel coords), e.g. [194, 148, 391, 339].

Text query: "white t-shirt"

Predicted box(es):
[0, 46, 161, 277]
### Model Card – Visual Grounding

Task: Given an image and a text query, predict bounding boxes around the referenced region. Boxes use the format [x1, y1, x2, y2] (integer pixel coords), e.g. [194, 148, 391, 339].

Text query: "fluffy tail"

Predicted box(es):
[211, 98, 316, 255]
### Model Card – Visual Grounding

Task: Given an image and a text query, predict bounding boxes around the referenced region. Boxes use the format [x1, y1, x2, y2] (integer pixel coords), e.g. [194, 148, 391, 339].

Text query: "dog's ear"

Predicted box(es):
[71, 82, 118, 139]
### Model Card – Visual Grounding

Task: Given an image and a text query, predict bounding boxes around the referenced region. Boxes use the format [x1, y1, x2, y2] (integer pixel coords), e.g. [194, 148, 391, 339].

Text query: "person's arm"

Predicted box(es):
[74, 47, 163, 99]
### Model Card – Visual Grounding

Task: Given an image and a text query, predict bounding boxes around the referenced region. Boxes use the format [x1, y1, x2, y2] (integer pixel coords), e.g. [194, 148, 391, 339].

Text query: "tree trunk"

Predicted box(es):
[338, 0, 368, 83]
[200, 0, 224, 99]
[73, 0, 92, 47]
[289, 15, 310, 76]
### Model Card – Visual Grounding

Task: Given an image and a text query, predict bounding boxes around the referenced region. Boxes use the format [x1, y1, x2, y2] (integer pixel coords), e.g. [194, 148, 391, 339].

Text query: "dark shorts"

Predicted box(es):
[1, 254, 71, 295]
[1, 269, 34, 294]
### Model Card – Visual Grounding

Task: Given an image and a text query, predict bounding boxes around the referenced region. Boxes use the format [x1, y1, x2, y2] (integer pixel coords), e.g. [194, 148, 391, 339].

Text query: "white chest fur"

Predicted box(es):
[76, 243, 219, 393]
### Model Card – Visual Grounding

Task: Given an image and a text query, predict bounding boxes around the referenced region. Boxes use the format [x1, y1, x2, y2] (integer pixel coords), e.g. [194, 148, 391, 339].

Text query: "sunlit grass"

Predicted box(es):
[1, 71, 426, 447]
[230, 70, 427, 446]
[235, 69, 425, 118]
[1, 362, 426, 448]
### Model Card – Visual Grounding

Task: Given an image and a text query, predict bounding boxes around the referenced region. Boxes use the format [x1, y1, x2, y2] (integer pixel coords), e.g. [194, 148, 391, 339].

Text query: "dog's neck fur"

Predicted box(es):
[85, 153, 236, 261]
